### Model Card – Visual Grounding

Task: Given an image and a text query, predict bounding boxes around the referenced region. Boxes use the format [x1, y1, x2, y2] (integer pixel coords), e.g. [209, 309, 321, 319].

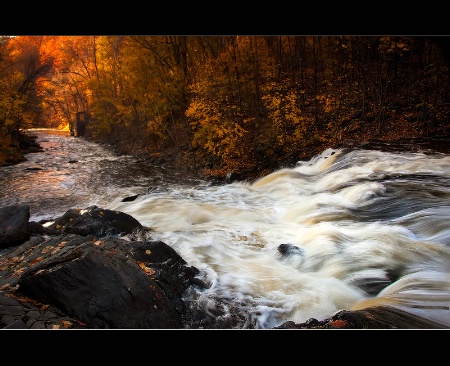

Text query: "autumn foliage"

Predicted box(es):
[1, 36, 450, 178]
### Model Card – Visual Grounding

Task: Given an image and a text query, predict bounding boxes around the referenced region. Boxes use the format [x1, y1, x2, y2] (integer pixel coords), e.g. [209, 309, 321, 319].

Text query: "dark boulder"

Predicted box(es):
[17, 240, 182, 329]
[122, 194, 139, 202]
[0, 204, 210, 329]
[45, 205, 142, 237]
[277, 243, 304, 257]
[0, 205, 30, 248]
[0, 229, 206, 329]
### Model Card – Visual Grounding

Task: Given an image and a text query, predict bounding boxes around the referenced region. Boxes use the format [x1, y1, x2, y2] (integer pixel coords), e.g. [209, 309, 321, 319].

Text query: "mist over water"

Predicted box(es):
[1, 129, 450, 328]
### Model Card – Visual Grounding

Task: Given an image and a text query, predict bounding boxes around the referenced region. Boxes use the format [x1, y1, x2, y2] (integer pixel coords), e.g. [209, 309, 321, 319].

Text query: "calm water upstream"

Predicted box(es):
[1, 128, 450, 329]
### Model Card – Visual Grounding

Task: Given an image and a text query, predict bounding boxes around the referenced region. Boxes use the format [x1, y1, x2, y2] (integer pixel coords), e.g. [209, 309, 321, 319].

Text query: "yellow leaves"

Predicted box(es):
[52, 320, 73, 329]
[145, 249, 152, 255]
[41, 246, 54, 254]
[61, 320, 73, 328]
[138, 262, 156, 276]
[12, 267, 25, 277]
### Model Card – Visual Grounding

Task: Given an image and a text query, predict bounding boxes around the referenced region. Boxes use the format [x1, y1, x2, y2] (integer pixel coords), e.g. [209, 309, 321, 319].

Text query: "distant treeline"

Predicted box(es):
[1, 36, 450, 177]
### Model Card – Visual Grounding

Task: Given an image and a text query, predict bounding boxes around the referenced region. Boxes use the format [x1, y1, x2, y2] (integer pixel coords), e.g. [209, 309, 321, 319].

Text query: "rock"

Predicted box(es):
[274, 309, 397, 329]
[0, 228, 206, 329]
[0, 205, 30, 248]
[0, 205, 209, 329]
[45, 205, 142, 237]
[122, 194, 139, 202]
[18, 240, 182, 329]
[277, 243, 304, 256]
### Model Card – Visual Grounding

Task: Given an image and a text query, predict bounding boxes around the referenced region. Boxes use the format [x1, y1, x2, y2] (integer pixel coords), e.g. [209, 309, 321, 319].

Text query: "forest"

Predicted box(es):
[1, 35, 450, 180]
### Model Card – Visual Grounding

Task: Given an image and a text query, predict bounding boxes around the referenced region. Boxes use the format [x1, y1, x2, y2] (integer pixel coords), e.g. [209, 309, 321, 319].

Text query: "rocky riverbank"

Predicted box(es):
[0, 131, 43, 167]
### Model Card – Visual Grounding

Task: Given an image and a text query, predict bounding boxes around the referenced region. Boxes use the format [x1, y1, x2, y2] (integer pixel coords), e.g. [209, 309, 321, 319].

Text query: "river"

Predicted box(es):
[1, 128, 450, 329]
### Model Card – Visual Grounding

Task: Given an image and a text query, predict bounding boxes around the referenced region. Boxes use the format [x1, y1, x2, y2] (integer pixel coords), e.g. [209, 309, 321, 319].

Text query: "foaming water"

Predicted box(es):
[110, 148, 450, 328]
[2, 130, 450, 328]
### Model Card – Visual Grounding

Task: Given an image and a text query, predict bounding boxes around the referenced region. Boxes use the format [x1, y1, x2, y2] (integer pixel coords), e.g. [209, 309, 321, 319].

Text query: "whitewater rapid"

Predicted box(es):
[1, 130, 449, 328]
[108, 148, 450, 328]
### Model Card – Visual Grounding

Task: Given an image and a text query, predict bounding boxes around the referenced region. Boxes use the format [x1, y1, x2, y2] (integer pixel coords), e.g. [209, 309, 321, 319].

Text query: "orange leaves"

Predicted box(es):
[8, 293, 46, 308]
[107, 249, 118, 255]
[51, 247, 62, 255]
[12, 267, 26, 277]
[138, 262, 156, 276]
[329, 319, 347, 329]
[52, 320, 72, 329]
[30, 256, 44, 265]
[41, 246, 53, 254]
[61, 320, 73, 328]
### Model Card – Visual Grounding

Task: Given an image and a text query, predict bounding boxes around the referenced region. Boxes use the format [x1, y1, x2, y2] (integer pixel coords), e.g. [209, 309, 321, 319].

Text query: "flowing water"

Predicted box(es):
[1, 128, 450, 329]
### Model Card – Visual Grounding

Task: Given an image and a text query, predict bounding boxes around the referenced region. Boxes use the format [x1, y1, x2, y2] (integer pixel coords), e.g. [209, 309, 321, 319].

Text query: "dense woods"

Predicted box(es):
[1, 35, 450, 179]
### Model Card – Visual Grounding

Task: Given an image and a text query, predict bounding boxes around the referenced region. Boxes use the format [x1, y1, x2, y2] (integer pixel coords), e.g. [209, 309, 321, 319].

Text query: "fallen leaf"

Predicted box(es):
[12, 268, 25, 277]
[330, 319, 347, 329]
[30, 257, 44, 265]
[138, 262, 156, 275]
[41, 246, 54, 254]
[62, 320, 72, 328]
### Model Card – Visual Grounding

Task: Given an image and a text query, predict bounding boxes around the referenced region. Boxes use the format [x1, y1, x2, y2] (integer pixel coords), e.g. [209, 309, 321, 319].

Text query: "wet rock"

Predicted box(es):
[18, 241, 182, 329]
[277, 243, 304, 256]
[0, 205, 209, 329]
[0, 228, 206, 329]
[45, 205, 142, 237]
[122, 194, 139, 202]
[0, 205, 30, 248]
